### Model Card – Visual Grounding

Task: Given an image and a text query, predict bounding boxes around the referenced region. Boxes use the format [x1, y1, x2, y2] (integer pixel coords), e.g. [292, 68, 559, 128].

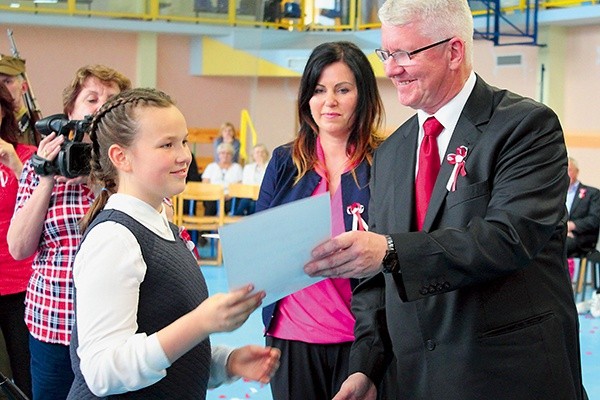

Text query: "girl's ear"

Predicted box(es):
[108, 144, 132, 173]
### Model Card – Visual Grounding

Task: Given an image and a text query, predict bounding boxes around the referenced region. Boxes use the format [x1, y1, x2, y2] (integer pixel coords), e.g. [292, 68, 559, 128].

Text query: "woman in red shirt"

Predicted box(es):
[0, 81, 36, 398]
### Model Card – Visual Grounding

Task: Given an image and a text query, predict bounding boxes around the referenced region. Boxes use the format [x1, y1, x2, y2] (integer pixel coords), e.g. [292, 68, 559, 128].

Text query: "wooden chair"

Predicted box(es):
[175, 182, 225, 266]
[223, 183, 260, 224]
[187, 127, 220, 174]
[171, 195, 181, 226]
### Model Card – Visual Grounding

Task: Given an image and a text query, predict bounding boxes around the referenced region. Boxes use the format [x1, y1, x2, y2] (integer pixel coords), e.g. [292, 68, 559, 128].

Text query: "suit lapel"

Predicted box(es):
[423, 76, 493, 230]
[392, 117, 419, 231]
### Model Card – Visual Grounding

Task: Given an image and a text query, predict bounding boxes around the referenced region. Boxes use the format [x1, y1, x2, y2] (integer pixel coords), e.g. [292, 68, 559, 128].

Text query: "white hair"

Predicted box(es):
[217, 142, 235, 155]
[378, 0, 474, 67]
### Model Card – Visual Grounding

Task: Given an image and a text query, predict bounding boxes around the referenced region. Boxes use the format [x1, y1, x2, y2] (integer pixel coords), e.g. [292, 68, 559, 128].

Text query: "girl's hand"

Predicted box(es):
[227, 345, 281, 383]
[195, 284, 265, 334]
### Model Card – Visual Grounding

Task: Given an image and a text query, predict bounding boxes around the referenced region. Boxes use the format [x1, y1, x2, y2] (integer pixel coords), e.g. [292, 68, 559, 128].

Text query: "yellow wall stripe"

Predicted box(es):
[202, 37, 302, 77]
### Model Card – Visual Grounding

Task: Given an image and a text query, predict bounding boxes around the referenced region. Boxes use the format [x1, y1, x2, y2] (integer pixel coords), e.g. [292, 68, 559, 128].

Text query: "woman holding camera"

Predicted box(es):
[7, 65, 131, 400]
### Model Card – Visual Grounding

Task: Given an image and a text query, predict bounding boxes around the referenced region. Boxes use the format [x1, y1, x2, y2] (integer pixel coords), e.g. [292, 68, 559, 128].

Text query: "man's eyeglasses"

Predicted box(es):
[375, 38, 453, 66]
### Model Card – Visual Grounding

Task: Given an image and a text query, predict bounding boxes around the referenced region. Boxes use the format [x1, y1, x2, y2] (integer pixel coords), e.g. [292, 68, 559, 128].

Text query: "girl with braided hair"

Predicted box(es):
[67, 88, 279, 399]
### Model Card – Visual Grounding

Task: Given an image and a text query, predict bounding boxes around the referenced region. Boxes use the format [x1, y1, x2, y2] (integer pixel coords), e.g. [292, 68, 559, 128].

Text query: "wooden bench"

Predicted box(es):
[187, 127, 220, 174]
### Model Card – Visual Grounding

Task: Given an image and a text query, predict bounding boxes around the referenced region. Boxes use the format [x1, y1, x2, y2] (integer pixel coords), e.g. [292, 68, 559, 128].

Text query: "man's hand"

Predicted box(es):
[304, 231, 387, 279]
[332, 373, 377, 400]
[567, 220, 576, 238]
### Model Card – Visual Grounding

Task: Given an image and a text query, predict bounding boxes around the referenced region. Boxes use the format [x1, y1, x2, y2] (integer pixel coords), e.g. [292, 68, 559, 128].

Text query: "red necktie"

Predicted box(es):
[415, 117, 444, 230]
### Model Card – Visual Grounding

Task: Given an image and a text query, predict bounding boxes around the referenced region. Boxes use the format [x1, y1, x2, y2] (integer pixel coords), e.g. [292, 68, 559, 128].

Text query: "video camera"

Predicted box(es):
[31, 114, 93, 178]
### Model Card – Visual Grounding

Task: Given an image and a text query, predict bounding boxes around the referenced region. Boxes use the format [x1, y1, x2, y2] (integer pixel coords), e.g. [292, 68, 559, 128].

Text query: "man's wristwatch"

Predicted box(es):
[382, 234, 399, 274]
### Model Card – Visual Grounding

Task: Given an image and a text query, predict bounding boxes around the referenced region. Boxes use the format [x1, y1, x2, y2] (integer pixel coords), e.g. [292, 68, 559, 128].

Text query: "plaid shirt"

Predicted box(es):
[15, 159, 95, 345]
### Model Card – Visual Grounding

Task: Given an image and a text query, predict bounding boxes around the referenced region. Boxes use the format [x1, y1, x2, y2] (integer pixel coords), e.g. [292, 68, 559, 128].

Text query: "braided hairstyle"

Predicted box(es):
[79, 88, 175, 232]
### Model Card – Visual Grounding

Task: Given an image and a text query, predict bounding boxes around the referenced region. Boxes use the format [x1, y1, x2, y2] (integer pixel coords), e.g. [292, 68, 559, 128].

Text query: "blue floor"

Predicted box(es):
[201, 264, 600, 400]
[202, 265, 274, 400]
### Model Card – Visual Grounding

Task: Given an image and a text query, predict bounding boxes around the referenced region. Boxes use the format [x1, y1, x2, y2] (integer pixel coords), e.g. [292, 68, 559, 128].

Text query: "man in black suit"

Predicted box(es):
[304, 0, 587, 398]
[566, 157, 600, 257]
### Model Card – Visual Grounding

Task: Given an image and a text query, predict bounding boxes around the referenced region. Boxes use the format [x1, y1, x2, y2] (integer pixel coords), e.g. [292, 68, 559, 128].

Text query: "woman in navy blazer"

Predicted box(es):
[255, 41, 384, 399]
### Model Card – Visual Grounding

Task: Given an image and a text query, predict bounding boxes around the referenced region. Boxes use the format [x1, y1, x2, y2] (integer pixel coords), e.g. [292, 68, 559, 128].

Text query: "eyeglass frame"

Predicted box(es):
[375, 37, 453, 66]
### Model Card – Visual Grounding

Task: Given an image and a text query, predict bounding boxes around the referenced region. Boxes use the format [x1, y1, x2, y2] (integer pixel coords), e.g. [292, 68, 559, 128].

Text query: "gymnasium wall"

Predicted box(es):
[4, 22, 599, 185]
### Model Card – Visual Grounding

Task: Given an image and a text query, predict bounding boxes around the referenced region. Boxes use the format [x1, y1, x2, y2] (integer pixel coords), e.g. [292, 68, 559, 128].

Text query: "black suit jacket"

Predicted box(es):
[567, 182, 600, 257]
[350, 76, 586, 399]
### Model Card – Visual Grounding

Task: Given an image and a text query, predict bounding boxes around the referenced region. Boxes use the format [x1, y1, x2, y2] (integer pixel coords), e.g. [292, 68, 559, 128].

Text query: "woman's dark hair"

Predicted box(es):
[0, 82, 20, 145]
[293, 41, 385, 183]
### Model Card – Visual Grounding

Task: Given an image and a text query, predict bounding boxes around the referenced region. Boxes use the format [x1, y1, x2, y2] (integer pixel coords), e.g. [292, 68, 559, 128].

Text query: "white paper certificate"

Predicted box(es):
[219, 193, 331, 305]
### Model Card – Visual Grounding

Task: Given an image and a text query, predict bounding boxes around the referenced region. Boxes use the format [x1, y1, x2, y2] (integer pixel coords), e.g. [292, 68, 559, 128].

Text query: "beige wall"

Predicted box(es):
[8, 26, 137, 116]
[564, 25, 600, 133]
[560, 25, 600, 187]
[6, 23, 600, 185]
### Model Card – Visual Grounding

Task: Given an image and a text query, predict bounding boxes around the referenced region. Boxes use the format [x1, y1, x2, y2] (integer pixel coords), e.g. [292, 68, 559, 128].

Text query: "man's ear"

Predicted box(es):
[448, 37, 465, 70]
[108, 144, 132, 173]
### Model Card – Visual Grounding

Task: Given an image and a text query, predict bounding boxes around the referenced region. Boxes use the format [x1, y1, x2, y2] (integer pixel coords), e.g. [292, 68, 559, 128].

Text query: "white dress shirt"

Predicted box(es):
[416, 71, 477, 175]
[73, 193, 234, 396]
[566, 181, 579, 214]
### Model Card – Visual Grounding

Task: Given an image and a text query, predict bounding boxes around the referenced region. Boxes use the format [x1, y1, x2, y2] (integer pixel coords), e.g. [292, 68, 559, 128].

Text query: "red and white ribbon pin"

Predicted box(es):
[347, 202, 369, 231]
[179, 226, 200, 261]
[446, 146, 468, 192]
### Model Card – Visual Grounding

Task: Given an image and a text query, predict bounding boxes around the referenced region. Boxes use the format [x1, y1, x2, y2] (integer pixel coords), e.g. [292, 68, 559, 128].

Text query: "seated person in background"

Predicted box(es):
[180, 155, 202, 219]
[213, 122, 241, 163]
[203, 142, 242, 215]
[566, 156, 600, 258]
[233, 143, 270, 216]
